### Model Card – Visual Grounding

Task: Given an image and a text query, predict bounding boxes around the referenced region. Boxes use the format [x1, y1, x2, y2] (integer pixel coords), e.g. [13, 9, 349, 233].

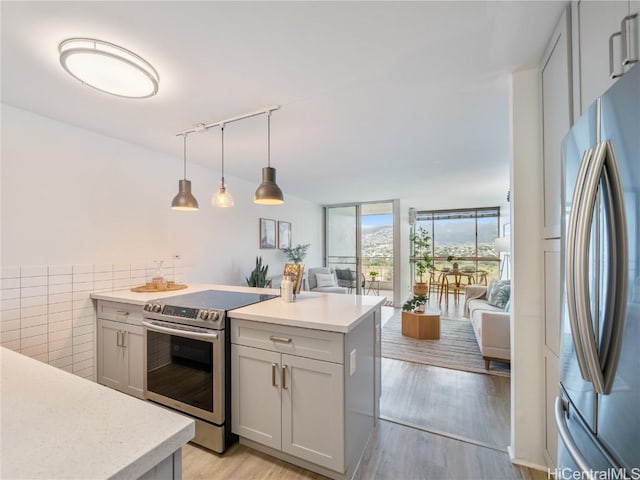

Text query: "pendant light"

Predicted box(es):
[213, 124, 234, 207]
[171, 134, 199, 211]
[254, 111, 284, 205]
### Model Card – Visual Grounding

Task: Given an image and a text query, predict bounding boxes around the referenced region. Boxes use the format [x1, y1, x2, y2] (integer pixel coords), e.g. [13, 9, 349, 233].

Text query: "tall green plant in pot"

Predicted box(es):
[409, 227, 434, 296]
[246, 256, 269, 288]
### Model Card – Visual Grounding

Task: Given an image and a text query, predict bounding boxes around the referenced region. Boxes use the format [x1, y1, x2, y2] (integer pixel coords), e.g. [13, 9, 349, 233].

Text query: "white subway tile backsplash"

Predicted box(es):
[73, 324, 94, 337]
[73, 315, 94, 329]
[21, 276, 47, 288]
[21, 325, 47, 339]
[72, 264, 93, 274]
[0, 278, 20, 289]
[94, 271, 113, 282]
[73, 332, 93, 345]
[113, 278, 131, 289]
[20, 295, 47, 308]
[0, 298, 20, 311]
[114, 263, 130, 272]
[72, 341, 94, 355]
[49, 355, 73, 369]
[1, 289, 20, 301]
[73, 273, 94, 284]
[21, 286, 47, 298]
[73, 358, 93, 372]
[21, 265, 48, 277]
[49, 292, 72, 304]
[49, 311, 72, 324]
[49, 301, 72, 314]
[21, 342, 48, 358]
[72, 307, 94, 320]
[49, 322, 72, 337]
[94, 280, 113, 291]
[0, 308, 20, 322]
[72, 282, 93, 293]
[21, 304, 47, 319]
[1, 266, 20, 278]
[1, 319, 20, 333]
[21, 315, 47, 329]
[32, 352, 49, 363]
[49, 346, 72, 362]
[48, 274, 72, 286]
[1, 329, 20, 343]
[21, 333, 48, 349]
[75, 366, 95, 380]
[73, 349, 93, 364]
[49, 337, 73, 352]
[49, 265, 72, 275]
[49, 283, 72, 295]
[1, 339, 20, 351]
[94, 264, 112, 273]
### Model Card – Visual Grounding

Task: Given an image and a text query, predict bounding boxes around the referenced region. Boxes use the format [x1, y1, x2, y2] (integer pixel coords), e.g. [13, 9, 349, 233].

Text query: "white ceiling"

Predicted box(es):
[1, 1, 564, 207]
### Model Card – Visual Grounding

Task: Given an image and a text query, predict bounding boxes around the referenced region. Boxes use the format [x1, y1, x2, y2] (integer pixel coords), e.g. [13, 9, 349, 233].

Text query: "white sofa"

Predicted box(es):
[464, 284, 511, 369]
[307, 267, 348, 294]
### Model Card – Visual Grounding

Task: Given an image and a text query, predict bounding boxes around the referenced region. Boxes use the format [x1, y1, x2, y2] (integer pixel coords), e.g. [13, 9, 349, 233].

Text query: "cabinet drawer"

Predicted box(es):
[231, 319, 343, 364]
[97, 301, 143, 326]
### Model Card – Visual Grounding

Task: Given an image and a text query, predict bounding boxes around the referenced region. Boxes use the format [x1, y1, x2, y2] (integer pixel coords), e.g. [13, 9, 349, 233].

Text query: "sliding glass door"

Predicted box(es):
[325, 201, 399, 304]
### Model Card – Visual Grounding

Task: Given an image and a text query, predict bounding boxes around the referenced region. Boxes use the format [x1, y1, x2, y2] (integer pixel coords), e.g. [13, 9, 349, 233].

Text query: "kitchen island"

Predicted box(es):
[91, 285, 384, 480]
[0, 347, 194, 480]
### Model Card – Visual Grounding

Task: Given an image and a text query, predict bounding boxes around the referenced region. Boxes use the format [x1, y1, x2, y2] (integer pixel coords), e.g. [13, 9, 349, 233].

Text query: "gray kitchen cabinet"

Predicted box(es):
[97, 301, 144, 399]
[572, 0, 640, 118]
[542, 6, 573, 239]
[230, 314, 376, 479]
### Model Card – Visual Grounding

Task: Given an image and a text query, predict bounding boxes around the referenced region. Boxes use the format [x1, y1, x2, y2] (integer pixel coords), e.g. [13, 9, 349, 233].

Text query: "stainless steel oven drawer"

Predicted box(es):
[230, 318, 343, 364]
[97, 300, 144, 325]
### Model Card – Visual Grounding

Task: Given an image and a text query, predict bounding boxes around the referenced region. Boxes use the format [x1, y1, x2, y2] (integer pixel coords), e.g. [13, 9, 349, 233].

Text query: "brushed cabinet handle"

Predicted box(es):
[269, 335, 292, 344]
[271, 363, 278, 387]
[116, 310, 130, 316]
[609, 31, 624, 79]
[116, 330, 122, 347]
[282, 365, 288, 390]
[121, 331, 127, 348]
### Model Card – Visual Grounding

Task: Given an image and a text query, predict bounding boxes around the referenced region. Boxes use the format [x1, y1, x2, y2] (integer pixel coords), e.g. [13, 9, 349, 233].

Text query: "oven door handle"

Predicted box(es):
[142, 320, 219, 341]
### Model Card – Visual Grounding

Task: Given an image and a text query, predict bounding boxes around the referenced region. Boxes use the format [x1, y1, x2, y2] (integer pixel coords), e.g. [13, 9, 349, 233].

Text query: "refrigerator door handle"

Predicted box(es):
[621, 13, 639, 66]
[575, 142, 609, 393]
[566, 147, 595, 381]
[609, 31, 624, 79]
[600, 141, 628, 394]
[555, 397, 595, 477]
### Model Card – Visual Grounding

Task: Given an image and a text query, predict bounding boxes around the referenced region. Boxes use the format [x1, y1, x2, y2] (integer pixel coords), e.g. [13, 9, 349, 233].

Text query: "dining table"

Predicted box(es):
[437, 269, 486, 307]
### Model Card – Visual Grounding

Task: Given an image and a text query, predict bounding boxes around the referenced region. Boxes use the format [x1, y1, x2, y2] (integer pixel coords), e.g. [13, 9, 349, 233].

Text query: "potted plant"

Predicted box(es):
[369, 271, 379, 280]
[409, 227, 434, 296]
[447, 255, 459, 271]
[246, 256, 269, 288]
[282, 243, 310, 264]
[402, 294, 427, 313]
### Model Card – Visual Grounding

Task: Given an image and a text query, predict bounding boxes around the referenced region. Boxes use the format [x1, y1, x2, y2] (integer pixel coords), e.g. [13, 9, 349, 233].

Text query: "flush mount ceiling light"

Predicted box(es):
[171, 134, 199, 211]
[254, 111, 284, 205]
[213, 124, 234, 208]
[59, 38, 159, 99]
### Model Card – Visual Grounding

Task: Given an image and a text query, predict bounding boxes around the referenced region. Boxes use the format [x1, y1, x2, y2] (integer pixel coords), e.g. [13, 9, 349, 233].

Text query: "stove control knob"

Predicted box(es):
[152, 304, 161, 313]
[143, 303, 151, 312]
[198, 310, 209, 320]
[209, 311, 220, 321]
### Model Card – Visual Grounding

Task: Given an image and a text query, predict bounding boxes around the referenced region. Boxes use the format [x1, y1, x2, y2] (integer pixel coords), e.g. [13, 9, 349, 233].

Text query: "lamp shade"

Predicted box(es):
[254, 167, 284, 205]
[213, 184, 234, 208]
[171, 179, 199, 211]
[494, 236, 511, 253]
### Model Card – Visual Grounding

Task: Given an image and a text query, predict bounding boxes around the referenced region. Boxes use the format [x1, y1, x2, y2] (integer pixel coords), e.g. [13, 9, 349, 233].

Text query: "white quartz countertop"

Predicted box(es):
[0, 347, 195, 479]
[91, 284, 385, 333]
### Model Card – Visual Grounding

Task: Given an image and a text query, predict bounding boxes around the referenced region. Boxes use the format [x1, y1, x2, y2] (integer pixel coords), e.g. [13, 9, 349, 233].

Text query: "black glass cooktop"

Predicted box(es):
[158, 289, 278, 311]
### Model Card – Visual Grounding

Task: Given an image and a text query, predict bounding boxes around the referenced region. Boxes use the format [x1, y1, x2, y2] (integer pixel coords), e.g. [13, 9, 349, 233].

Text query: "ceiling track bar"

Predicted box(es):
[176, 105, 281, 136]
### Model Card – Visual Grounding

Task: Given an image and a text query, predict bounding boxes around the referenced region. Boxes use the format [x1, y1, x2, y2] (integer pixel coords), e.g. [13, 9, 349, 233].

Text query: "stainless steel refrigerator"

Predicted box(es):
[557, 63, 639, 476]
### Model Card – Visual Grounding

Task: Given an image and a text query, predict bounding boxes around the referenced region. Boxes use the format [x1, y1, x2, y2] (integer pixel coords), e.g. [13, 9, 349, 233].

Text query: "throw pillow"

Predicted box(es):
[487, 280, 511, 309]
[315, 273, 337, 288]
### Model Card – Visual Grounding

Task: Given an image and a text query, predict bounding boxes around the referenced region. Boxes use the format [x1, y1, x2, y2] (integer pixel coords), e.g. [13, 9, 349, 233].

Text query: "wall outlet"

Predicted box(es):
[350, 349, 357, 376]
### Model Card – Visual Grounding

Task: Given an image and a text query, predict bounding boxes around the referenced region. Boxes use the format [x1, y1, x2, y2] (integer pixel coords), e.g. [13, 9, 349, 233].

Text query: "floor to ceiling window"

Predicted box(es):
[414, 207, 502, 280]
[325, 201, 399, 305]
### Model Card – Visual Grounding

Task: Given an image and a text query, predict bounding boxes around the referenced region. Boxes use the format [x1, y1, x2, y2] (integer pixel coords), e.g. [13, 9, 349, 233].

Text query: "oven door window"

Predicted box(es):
[146, 330, 214, 413]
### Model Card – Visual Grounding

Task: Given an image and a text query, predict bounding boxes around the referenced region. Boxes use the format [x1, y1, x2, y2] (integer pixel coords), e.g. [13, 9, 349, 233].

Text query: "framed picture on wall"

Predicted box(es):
[259, 218, 276, 249]
[278, 221, 292, 249]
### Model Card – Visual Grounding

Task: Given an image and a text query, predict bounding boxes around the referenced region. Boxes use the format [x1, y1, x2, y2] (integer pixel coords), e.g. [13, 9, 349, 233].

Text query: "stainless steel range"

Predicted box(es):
[141, 289, 277, 453]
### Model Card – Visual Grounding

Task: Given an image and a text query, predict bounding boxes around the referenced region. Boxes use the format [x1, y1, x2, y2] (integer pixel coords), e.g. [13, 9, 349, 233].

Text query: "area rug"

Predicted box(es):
[382, 311, 510, 377]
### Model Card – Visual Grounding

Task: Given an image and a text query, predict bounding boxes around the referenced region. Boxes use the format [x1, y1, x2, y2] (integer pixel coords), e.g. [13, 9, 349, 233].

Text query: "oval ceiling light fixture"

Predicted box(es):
[254, 111, 284, 205]
[59, 38, 159, 99]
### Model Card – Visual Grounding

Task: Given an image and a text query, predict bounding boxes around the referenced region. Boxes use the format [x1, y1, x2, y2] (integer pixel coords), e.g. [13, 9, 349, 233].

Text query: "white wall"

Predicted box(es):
[1, 104, 323, 281]
[509, 68, 545, 468]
